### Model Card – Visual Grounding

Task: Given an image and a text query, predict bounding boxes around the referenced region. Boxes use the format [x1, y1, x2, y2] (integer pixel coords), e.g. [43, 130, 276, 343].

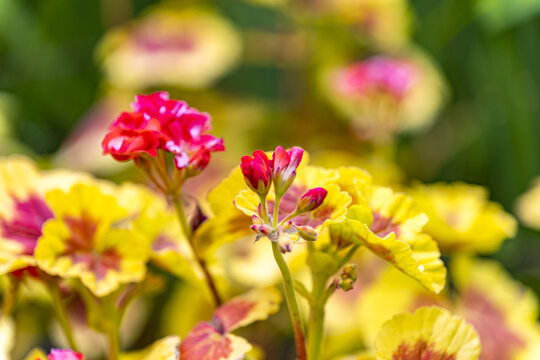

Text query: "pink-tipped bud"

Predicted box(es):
[294, 225, 318, 241]
[250, 224, 273, 236]
[241, 150, 272, 196]
[278, 236, 293, 254]
[271, 146, 304, 195]
[296, 187, 328, 213]
[252, 215, 264, 225]
[282, 220, 293, 230]
[48, 349, 84, 360]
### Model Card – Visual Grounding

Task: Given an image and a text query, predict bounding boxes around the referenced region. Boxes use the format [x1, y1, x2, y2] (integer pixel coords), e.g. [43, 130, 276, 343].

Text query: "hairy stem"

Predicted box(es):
[271, 241, 307, 360]
[172, 196, 222, 307]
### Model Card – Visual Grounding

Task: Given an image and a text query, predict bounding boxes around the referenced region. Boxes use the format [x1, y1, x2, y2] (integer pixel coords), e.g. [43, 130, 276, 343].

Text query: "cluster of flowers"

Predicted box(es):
[1, 92, 538, 360]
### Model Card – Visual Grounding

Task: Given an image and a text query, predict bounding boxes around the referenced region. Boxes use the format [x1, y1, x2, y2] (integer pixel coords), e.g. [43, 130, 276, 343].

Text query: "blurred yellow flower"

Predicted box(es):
[0, 156, 91, 275]
[516, 176, 540, 231]
[322, 50, 447, 142]
[453, 257, 540, 360]
[121, 336, 181, 360]
[35, 183, 151, 297]
[375, 306, 481, 360]
[99, 7, 242, 90]
[409, 182, 517, 254]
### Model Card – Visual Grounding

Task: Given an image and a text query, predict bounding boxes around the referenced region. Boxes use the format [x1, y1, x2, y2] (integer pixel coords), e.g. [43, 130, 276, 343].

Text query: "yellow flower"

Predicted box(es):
[0, 156, 91, 275]
[35, 183, 151, 297]
[453, 257, 540, 360]
[375, 306, 481, 360]
[516, 176, 540, 231]
[98, 6, 241, 90]
[409, 182, 517, 253]
[329, 185, 446, 293]
[322, 50, 447, 142]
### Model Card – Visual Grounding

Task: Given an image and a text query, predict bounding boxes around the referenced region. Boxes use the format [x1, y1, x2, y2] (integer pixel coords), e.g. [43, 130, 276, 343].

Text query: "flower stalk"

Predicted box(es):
[172, 196, 222, 307]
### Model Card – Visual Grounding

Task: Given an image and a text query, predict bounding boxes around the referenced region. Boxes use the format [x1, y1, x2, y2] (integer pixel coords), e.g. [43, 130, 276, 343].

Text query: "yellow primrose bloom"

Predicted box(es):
[35, 183, 151, 297]
[375, 306, 481, 360]
[99, 6, 241, 90]
[516, 176, 540, 230]
[453, 257, 540, 360]
[0, 156, 91, 275]
[330, 185, 446, 293]
[409, 182, 517, 253]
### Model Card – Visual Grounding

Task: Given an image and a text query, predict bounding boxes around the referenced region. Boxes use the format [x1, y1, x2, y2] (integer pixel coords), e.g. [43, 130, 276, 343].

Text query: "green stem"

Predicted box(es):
[307, 244, 360, 360]
[307, 273, 326, 360]
[271, 241, 307, 360]
[273, 196, 281, 228]
[260, 194, 269, 223]
[49, 283, 79, 351]
[172, 196, 222, 307]
[107, 325, 120, 360]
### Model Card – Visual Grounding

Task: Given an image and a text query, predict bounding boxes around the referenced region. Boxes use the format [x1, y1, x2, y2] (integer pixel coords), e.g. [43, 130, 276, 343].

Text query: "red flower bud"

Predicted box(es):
[295, 187, 328, 213]
[271, 146, 304, 195]
[241, 150, 272, 196]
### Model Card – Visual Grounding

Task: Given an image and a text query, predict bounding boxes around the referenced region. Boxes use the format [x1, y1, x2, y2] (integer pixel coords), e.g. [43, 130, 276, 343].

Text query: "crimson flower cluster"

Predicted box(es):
[241, 146, 328, 252]
[102, 92, 224, 173]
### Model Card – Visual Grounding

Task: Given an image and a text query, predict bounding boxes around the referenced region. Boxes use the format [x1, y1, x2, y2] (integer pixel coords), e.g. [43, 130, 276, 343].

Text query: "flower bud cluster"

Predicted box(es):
[334, 264, 357, 292]
[241, 146, 328, 253]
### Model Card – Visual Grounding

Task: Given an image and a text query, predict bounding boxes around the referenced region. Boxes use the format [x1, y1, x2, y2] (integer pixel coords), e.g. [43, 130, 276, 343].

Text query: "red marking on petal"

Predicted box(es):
[63, 215, 121, 279]
[213, 299, 256, 333]
[180, 322, 234, 360]
[462, 289, 525, 360]
[48, 349, 84, 360]
[0, 195, 53, 255]
[370, 212, 400, 238]
[393, 339, 455, 360]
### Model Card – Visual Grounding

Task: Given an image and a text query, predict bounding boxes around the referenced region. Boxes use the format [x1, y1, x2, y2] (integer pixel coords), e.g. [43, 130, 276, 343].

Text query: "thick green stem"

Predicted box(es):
[107, 325, 120, 360]
[172, 196, 222, 307]
[271, 241, 307, 360]
[273, 196, 281, 228]
[307, 244, 361, 360]
[49, 284, 79, 351]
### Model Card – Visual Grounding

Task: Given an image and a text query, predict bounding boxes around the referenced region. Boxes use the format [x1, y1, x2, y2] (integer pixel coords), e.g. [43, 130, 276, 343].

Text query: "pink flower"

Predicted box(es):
[241, 150, 272, 196]
[336, 56, 416, 100]
[48, 349, 84, 360]
[295, 187, 328, 213]
[271, 146, 304, 195]
[102, 92, 224, 172]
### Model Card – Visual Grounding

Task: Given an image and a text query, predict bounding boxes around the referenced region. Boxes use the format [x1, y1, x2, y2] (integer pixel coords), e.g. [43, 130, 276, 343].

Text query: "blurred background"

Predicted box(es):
[0, 0, 539, 316]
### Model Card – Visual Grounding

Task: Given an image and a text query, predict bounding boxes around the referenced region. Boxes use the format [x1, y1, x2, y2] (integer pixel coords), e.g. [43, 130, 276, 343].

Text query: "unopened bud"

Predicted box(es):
[241, 150, 272, 196]
[335, 264, 357, 292]
[295, 187, 328, 213]
[252, 215, 264, 225]
[250, 224, 273, 236]
[278, 236, 293, 254]
[294, 225, 318, 241]
[282, 220, 293, 230]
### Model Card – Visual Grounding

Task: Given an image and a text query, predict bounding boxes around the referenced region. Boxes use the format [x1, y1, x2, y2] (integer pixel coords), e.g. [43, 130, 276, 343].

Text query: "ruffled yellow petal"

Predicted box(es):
[330, 216, 445, 293]
[375, 307, 481, 360]
[409, 182, 517, 253]
[144, 336, 181, 360]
